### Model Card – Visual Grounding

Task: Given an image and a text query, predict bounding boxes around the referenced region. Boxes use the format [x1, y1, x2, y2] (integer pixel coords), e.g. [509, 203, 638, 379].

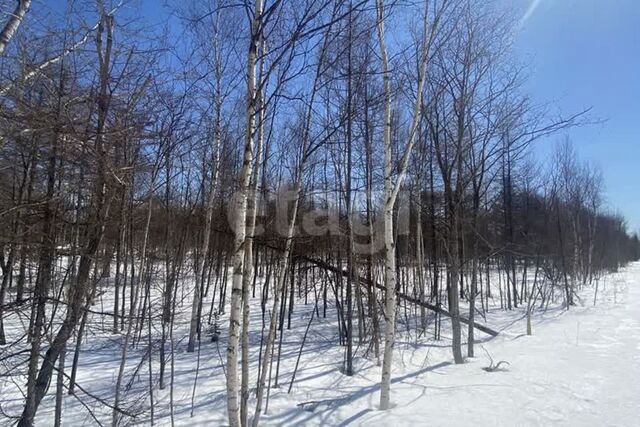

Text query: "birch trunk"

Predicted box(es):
[227, 1, 262, 425]
[241, 42, 266, 425]
[0, 0, 31, 56]
[377, 0, 432, 410]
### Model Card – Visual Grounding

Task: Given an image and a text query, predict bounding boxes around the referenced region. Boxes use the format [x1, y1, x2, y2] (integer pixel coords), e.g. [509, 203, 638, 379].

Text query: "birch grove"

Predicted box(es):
[0, 1, 638, 426]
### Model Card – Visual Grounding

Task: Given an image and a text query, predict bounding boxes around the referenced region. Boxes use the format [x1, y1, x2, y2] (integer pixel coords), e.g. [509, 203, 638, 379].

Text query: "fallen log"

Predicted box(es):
[209, 227, 500, 337]
[296, 254, 499, 337]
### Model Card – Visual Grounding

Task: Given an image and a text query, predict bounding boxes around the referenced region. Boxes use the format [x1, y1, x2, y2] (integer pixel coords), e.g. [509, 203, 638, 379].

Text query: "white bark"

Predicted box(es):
[227, 1, 262, 425]
[0, 0, 32, 56]
[241, 40, 266, 426]
[377, 0, 433, 410]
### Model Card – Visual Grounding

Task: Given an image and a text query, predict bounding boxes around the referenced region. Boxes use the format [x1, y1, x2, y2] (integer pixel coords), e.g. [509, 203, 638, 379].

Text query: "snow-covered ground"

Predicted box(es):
[257, 264, 640, 427]
[1, 262, 639, 426]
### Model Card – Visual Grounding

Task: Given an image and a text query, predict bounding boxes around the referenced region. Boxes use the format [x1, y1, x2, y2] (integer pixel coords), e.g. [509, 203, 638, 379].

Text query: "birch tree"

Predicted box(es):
[377, 0, 445, 410]
[226, 1, 262, 425]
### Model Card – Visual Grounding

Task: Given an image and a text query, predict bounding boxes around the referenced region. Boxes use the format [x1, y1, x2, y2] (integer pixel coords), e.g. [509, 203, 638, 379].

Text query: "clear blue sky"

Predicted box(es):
[514, 0, 640, 231]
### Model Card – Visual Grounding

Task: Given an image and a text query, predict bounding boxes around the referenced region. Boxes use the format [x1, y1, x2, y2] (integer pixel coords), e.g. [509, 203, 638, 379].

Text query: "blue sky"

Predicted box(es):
[139, 0, 639, 231]
[41, 0, 640, 230]
[514, 0, 640, 231]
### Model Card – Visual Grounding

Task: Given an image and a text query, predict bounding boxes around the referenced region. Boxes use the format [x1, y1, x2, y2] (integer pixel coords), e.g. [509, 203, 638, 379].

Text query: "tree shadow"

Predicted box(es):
[263, 360, 452, 426]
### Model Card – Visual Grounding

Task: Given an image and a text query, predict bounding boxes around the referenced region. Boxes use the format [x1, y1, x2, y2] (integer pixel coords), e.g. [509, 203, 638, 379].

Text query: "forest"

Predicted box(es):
[0, 0, 639, 426]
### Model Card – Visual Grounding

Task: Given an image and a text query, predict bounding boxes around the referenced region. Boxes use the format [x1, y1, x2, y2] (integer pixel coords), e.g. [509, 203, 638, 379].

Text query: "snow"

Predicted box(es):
[339, 269, 640, 427]
[1, 262, 639, 426]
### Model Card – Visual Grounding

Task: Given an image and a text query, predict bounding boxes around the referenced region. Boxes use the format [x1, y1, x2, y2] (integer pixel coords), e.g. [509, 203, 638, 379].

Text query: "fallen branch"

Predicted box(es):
[208, 226, 500, 337]
[297, 255, 499, 337]
[481, 347, 510, 372]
